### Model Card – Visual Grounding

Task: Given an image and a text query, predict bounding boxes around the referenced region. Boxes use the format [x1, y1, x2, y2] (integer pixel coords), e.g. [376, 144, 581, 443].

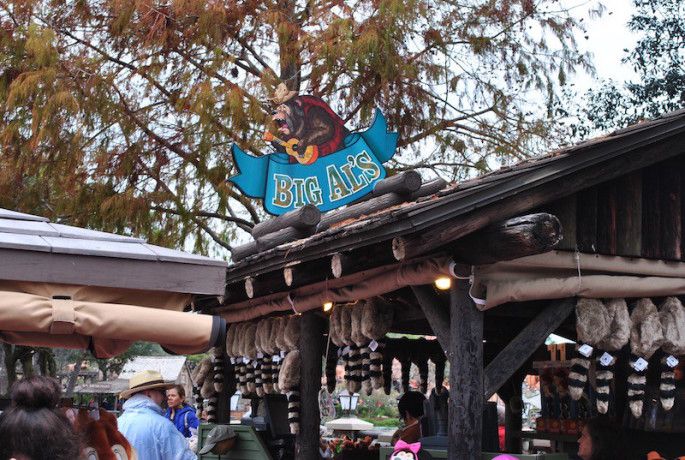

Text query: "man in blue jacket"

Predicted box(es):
[118, 370, 196, 460]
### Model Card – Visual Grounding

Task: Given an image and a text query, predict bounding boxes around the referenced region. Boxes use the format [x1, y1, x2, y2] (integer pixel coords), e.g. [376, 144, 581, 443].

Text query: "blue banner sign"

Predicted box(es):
[229, 109, 398, 215]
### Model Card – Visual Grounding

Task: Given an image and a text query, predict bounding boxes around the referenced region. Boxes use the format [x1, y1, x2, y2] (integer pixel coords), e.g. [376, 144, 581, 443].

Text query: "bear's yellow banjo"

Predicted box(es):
[263, 131, 318, 165]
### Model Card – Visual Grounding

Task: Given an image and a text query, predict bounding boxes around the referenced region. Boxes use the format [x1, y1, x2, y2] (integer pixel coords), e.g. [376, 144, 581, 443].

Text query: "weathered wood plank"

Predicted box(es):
[330, 242, 397, 278]
[659, 157, 681, 260]
[483, 298, 575, 400]
[354, 171, 423, 203]
[410, 285, 450, 353]
[576, 188, 598, 253]
[449, 279, 483, 459]
[616, 171, 642, 257]
[642, 164, 661, 258]
[296, 312, 324, 460]
[597, 181, 618, 254]
[395, 213, 562, 264]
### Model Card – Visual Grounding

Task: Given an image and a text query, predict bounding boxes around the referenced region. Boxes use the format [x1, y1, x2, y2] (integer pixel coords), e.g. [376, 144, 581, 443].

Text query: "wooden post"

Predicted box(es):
[449, 278, 483, 459]
[296, 312, 324, 460]
[410, 285, 450, 352]
[497, 371, 526, 454]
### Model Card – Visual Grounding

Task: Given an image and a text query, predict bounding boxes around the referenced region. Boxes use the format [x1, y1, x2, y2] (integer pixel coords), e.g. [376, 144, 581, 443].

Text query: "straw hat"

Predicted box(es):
[119, 370, 175, 399]
[269, 82, 298, 105]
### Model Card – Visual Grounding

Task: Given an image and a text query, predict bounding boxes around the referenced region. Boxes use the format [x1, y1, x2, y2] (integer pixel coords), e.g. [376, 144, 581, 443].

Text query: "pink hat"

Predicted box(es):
[492, 456, 519, 460]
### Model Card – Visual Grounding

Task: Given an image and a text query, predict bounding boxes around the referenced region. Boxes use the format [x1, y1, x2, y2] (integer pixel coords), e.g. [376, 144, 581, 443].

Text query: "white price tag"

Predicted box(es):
[342, 346, 351, 356]
[666, 355, 679, 368]
[230, 357, 236, 364]
[632, 357, 648, 372]
[242, 357, 250, 364]
[280, 351, 286, 358]
[272, 355, 281, 363]
[369, 340, 379, 352]
[578, 344, 593, 358]
[257, 352, 264, 359]
[599, 352, 614, 367]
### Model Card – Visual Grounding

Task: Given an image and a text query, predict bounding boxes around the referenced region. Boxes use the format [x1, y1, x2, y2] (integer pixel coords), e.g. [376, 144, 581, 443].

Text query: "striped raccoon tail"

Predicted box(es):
[246, 361, 256, 395]
[287, 388, 301, 435]
[627, 354, 648, 418]
[594, 351, 615, 414]
[325, 344, 339, 394]
[193, 386, 203, 418]
[238, 361, 248, 395]
[272, 356, 281, 393]
[206, 395, 217, 422]
[212, 349, 225, 393]
[347, 345, 362, 393]
[361, 346, 372, 396]
[262, 355, 273, 395]
[660, 355, 677, 411]
[369, 339, 385, 391]
[417, 358, 429, 394]
[568, 347, 592, 400]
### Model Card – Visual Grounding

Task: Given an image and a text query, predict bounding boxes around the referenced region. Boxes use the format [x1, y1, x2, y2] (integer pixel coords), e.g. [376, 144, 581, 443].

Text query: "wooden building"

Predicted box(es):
[204, 109, 685, 459]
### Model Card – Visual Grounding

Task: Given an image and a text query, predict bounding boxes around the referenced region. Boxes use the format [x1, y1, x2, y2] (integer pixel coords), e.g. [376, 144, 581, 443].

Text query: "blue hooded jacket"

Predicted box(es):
[165, 404, 200, 438]
[118, 394, 196, 460]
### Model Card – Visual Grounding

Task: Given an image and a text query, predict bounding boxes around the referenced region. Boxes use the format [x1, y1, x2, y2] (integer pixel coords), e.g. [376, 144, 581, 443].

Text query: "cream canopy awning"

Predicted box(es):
[472, 250, 685, 309]
[0, 209, 228, 357]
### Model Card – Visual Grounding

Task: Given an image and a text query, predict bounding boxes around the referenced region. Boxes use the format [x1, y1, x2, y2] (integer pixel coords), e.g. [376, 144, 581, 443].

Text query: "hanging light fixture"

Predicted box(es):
[434, 276, 452, 290]
[323, 301, 334, 312]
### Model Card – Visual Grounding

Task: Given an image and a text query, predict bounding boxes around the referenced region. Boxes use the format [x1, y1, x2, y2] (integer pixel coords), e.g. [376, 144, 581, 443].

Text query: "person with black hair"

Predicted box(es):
[392, 391, 426, 445]
[577, 416, 627, 460]
[0, 376, 82, 460]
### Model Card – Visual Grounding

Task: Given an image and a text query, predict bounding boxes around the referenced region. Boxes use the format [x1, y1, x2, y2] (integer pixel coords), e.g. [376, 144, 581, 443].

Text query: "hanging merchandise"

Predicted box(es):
[244, 323, 259, 395]
[594, 298, 631, 414]
[351, 304, 371, 395]
[273, 316, 288, 393]
[191, 357, 212, 418]
[657, 297, 685, 411]
[338, 305, 361, 393]
[433, 353, 447, 394]
[233, 322, 249, 395]
[254, 320, 269, 396]
[569, 298, 611, 400]
[212, 346, 225, 393]
[628, 299, 664, 418]
[361, 299, 394, 392]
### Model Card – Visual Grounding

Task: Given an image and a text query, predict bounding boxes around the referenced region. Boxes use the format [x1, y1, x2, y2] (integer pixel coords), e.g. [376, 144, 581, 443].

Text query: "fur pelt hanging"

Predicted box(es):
[433, 353, 447, 394]
[417, 358, 429, 393]
[254, 320, 268, 397]
[628, 298, 665, 418]
[594, 298, 631, 414]
[338, 305, 360, 393]
[244, 322, 259, 395]
[211, 346, 225, 394]
[658, 297, 685, 411]
[382, 343, 394, 395]
[325, 342, 339, 393]
[278, 350, 301, 435]
[284, 314, 301, 351]
[233, 322, 248, 395]
[261, 318, 277, 395]
[361, 299, 394, 392]
[192, 356, 212, 416]
[569, 298, 611, 401]
[351, 304, 371, 395]
[271, 316, 287, 394]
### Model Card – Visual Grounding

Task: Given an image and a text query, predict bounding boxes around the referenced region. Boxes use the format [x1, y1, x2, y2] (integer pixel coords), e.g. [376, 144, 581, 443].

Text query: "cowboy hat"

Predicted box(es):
[119, 370, 175, 399]
[269, 82, 298, 105]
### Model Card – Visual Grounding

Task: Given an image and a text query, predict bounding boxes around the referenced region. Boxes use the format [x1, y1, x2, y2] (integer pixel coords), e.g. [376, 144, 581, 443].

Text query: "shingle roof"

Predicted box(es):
[0, 209, 228, 295]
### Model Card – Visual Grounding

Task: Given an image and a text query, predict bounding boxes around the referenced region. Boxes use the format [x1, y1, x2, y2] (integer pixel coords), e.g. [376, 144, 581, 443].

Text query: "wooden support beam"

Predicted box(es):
[394, 213, 562, 264]
[244, 270, 289, 299]
[283, 257, 335, 288]
[296, 312, 324, 460]
[448, 279, 483, 459]
[330, 242, 397, 279]
[483, 298, 575, 400]
[251, 204, 321, 239]
[410, 285, 450, 352]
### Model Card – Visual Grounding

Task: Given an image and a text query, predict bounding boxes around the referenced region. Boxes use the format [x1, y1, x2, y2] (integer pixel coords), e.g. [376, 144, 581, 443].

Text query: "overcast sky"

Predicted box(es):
[570, 0, 638, 92]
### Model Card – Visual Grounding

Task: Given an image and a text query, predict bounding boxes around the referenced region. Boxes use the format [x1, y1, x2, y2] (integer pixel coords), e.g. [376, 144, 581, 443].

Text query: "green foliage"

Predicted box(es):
[94, 341, 166, 380]
[1, 0, 593, 255]
[560, 0, 684, 138]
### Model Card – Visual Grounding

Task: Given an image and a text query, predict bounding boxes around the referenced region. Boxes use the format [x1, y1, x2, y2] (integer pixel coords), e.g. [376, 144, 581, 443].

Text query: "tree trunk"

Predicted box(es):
[65, 351, 88, 397]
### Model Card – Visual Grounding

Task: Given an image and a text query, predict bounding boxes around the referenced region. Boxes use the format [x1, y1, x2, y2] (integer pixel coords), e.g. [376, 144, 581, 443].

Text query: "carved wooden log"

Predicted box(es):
[244, 271, 289, 299]
[395, 213, 562, 264]
[251, 204, 321, 239]
[330, 242, 397, 279]
[283, 258, 334, 288]
[353, 171, 422, 203]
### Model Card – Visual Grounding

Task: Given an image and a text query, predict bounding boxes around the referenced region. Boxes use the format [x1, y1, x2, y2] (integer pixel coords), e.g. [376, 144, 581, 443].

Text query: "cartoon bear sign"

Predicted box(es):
[229, 82, 398, 215]
[264, 83, 349, 165]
